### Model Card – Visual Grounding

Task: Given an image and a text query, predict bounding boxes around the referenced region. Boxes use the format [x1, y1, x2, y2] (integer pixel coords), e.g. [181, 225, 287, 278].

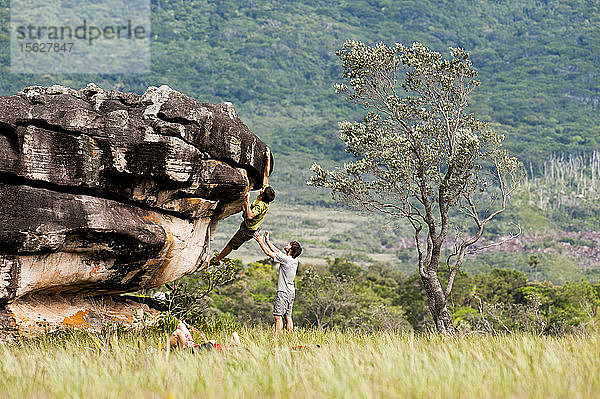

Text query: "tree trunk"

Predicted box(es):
[421, 272, 455, 335]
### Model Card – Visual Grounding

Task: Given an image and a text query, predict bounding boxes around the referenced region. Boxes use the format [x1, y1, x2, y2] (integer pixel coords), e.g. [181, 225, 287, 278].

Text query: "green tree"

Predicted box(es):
[297, 266, 358, 329]
[310, 41, 522, 334]
[208, 260, 278, 326]
[296, 261, 411, 332]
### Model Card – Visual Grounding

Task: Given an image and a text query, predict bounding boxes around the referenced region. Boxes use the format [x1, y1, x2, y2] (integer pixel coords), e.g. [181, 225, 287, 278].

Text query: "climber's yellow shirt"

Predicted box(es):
[243, 198, 269, 230]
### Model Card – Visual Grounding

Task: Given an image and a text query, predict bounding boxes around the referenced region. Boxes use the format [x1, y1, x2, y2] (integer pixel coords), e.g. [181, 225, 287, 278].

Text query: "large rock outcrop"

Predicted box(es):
[0, 84, 271, 335]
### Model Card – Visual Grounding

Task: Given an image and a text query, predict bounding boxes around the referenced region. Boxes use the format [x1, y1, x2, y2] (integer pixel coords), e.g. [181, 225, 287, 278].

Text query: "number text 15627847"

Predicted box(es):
[19, 42, 74, 52]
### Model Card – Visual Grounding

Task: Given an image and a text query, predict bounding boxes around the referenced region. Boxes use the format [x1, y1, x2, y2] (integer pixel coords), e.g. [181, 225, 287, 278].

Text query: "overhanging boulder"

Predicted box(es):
[0, 84, 272, 335]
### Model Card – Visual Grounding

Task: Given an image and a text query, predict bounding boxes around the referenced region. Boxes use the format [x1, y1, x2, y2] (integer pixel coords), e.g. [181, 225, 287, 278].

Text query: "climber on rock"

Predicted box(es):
[211, 147, 274, 264]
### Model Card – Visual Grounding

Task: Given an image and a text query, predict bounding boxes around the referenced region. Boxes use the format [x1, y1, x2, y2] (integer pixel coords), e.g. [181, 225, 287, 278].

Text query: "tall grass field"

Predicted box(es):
[1, 328, 599, 398]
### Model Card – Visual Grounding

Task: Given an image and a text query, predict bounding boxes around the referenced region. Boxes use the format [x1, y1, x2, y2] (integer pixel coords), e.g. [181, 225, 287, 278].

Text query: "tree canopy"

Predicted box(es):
[1, 0, 599, 204]
[311, 41, 522, 333]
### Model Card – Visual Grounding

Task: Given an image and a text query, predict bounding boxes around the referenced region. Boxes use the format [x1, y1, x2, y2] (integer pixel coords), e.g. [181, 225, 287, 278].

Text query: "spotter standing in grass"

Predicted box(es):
[212, 148, 274, 264]
[254, 231, 302, 338]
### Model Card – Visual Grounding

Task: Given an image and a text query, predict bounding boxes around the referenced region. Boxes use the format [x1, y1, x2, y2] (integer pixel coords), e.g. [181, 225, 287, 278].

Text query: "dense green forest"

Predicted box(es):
[2, 0, 600, 284]
[1, 0, 599, 202]
[161, 256, 600, 334]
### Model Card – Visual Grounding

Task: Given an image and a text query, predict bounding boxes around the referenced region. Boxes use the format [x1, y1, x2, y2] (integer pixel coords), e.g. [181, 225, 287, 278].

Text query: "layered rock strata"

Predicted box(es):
[0, 84, 271, 335]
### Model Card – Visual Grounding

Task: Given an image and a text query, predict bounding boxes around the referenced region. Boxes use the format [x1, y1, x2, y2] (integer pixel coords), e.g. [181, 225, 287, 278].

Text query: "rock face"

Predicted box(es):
[0, 84, 271, 335]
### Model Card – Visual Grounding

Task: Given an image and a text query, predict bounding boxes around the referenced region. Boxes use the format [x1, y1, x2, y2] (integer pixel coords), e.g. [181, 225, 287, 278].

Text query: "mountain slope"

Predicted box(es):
[1, 0, 598, 202]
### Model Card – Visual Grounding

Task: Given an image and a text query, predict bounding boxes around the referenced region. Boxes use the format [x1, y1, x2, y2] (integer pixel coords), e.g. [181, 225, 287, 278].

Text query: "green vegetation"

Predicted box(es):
[2, 0, 600, 277]
[399, 267, 600, 334]
[215, 150, 600, 284]
[160, 256, 600, 335]
[309, 40, 522, 333]
[1, 0, 599, 201]
[2, 327, 600, 398]
[199, 257, 411, 332]
[212, 204, 412, 266]
[213, 202, 600, 285]
[512, 152, 600, 231]
[2, 1, 600, 393]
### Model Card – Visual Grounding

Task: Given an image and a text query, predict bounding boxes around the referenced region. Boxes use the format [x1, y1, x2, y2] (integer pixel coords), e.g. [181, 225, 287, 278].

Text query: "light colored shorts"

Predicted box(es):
[273, 290, 295, 317]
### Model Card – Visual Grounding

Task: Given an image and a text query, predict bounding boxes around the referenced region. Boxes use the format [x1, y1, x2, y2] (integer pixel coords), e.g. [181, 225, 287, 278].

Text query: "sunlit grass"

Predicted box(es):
[1, 328, 599, 398]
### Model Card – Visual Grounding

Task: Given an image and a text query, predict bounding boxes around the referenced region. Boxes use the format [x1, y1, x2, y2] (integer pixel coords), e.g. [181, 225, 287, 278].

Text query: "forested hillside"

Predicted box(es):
[2, 0, 600, 282]
[1, 0, 599, 202]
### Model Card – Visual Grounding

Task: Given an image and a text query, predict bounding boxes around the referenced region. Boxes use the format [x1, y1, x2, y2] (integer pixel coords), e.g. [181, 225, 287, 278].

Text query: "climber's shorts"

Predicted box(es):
[227, 222, 258, 250]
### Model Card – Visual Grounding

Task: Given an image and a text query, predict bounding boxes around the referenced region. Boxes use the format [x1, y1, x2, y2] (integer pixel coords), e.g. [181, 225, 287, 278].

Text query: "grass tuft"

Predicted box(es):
[1, 328, 599, 398]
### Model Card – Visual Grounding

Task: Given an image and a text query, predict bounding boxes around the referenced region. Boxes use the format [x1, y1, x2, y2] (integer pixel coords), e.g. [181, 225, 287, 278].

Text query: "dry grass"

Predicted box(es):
[1, 328, 599, 398]
[212, 204, 406, 266]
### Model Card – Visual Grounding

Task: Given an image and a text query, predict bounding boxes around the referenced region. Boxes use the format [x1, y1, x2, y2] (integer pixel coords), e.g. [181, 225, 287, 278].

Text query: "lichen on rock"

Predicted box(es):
[0, 84, 272, 335]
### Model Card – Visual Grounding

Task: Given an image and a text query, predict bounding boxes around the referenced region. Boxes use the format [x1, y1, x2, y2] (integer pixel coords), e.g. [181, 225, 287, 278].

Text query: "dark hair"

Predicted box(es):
[262, 186, 276, 203]
[289, 241, 302, 258]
